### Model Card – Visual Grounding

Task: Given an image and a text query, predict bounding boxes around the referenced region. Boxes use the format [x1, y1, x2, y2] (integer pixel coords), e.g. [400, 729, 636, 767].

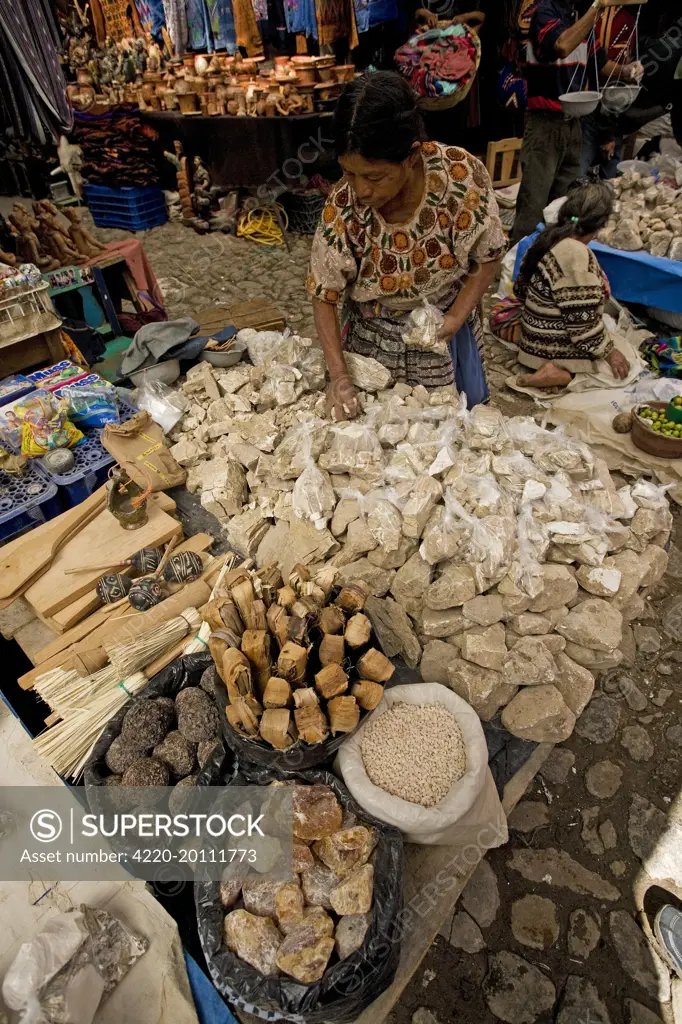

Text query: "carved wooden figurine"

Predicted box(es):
[9, 204, 59, 271]
[34, 200, 85, 266]
[63, 207, 106, 257]
[164, 140, 194, 222]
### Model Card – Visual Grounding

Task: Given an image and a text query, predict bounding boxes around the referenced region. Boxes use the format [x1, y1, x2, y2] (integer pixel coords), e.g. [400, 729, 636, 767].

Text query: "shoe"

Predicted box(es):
[654, 905, 682, 978]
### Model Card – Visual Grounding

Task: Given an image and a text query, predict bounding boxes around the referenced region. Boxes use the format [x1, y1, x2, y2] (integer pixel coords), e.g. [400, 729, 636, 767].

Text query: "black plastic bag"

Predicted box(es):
[211, 662, 398, 773]
[85, 653, 228, 792]
[195, 762, 404, 1023]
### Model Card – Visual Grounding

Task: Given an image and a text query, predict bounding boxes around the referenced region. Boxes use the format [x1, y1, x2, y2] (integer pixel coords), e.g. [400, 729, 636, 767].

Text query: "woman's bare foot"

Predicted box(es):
[517, 362, 573, 388]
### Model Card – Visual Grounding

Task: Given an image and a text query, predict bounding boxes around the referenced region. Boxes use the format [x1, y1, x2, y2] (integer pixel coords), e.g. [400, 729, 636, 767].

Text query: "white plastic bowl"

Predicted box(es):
[128, 358, 181, 387]
[601, 84, 641, 114]
[200, 337, 247, 367]
[559, 91, 602, 118]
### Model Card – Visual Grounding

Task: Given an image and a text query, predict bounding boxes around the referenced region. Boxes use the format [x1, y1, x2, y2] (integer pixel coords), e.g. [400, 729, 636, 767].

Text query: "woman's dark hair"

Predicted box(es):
[333, 71, 426, 164]
[515, 180, 614, 297]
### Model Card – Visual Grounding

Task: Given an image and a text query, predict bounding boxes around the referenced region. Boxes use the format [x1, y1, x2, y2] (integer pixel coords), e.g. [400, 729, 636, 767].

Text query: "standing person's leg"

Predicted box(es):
[602, 137, 623, 179]
[511, 114, 565, 244]
[549, 119, 583, 203]
[579, 112, 601, 175]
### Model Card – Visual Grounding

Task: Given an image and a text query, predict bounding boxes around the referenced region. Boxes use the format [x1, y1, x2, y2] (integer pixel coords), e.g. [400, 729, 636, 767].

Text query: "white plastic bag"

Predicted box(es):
[133, 377, 187, 434]
[291, 423, 336, 530]
[336, 684, 508, 846]
[402, 300, 447, 355]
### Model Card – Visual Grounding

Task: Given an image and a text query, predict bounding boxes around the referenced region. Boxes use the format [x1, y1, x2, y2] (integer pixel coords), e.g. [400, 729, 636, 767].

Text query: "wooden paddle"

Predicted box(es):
[0, 487, 107, 602]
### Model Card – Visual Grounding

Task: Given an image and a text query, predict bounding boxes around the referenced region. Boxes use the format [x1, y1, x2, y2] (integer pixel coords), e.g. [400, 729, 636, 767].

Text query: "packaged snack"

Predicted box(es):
[26, 360, 89, 392]
[17, 392, 84, 457]
[59, 384, 120, 428]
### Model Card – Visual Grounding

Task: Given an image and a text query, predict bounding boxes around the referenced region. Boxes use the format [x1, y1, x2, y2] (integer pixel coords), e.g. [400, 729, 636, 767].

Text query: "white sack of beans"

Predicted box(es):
[335, 683, 508, 847]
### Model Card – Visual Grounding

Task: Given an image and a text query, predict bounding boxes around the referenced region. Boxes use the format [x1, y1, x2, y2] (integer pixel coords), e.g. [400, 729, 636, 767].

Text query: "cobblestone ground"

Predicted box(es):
[97, 216, 682, 1024]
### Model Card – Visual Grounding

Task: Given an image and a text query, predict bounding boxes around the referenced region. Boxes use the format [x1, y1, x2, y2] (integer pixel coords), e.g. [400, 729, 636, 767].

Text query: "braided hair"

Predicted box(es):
[515, 181, 614, 298]
[332, 71, 427, 164]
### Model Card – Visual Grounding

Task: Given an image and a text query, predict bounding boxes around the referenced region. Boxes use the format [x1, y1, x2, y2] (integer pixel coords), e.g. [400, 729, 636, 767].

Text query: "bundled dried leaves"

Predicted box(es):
[206, 565, 394, 751]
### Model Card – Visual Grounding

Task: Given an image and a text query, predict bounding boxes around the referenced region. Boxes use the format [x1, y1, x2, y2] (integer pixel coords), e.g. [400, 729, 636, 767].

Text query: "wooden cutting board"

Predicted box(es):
[25, 502, 182, 618]
[49, 532, 215, 633]
[0, 487, 107, 602]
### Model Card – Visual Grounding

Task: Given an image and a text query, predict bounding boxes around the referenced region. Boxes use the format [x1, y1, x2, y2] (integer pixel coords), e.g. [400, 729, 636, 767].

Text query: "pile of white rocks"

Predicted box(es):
[168, 330, 671, 744]
[600, 170, 682, 259]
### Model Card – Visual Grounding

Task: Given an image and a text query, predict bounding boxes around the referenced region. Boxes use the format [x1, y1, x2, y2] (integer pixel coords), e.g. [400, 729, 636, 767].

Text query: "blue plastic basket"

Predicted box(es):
[84, 184, 167, 232]
[6, 397, 137, 511]
[0, 462, 61, 544]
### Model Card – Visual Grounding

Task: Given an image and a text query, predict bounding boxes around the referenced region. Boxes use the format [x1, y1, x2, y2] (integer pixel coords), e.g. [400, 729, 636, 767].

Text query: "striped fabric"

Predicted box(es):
[519, 238, 613, 370]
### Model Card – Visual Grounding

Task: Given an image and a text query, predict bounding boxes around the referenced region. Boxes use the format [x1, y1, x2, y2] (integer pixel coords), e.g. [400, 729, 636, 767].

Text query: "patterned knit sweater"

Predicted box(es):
[519, 238, 612, 364]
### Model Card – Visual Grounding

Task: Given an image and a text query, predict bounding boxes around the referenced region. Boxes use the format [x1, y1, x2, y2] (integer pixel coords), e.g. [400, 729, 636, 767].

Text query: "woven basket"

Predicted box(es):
[418, 31, 482, 111]
[631, 402, 682, 459]
[280, 189, 326, 235]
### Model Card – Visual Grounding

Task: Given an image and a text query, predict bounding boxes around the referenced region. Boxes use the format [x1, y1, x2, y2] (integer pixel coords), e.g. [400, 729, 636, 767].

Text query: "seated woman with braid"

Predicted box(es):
[515, 181, 630, 388]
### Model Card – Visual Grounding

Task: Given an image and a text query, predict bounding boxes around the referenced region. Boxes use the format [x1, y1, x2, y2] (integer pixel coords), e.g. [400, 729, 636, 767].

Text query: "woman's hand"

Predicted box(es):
[326, 373, 359, 421]
[606, 349, 630, 380]
[437, 312, 462, 344]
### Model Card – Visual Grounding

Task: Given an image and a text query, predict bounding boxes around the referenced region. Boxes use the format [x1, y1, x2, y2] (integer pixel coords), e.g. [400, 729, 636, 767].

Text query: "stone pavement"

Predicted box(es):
[94, 215, 682, 1024]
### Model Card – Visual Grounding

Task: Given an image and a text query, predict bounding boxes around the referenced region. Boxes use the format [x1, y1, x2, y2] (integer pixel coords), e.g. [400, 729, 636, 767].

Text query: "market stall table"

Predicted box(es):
[141, 111, 334, 188]
[590, 241, 682, 316]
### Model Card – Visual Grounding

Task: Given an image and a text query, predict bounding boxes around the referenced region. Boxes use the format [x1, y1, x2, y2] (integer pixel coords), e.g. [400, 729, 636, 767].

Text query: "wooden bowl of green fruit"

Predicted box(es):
[632, 401, 682, 458]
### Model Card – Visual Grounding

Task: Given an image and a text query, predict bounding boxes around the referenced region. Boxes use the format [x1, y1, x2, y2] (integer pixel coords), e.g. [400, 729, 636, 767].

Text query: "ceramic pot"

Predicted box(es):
[141, 81, 155, 103]
[297, 66, 316, 85]
[274, 55, 290, 68]
[175, 76, 190, 95]
[335, 64, 355, 83]
[268, 80, 281, 94]
[317, 66, 335, 82]
[178, 92, 198, 113]
[149, 94, 161, 110]
[291, 55, 314, 66]
[313, 55, 335, 69]
[195, 54, 209, 75]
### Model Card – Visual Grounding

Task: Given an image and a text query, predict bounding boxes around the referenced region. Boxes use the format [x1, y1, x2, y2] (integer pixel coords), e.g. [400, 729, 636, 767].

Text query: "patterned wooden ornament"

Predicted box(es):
[96, 573, 133, 604]
[163, 551, 204, 583]
[128, 575, 167, 611]
[131, 547, 162, 574]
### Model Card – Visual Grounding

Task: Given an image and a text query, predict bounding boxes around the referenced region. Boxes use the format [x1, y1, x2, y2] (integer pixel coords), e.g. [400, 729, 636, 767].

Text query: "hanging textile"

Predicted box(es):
[134, 0, 168, 40]
[315, 0, 350, 45]
[162, 0, 188, 54]
[250, 0, 268, 23]
[233, 0, 264, 54]
[284, 0, 317, 40]
[0, 0, 72, 140]
[186, 0, 213, 49]
[97, 0, 143, 40]
[206, 0, 237, 50]
[353, 0, 395, 33]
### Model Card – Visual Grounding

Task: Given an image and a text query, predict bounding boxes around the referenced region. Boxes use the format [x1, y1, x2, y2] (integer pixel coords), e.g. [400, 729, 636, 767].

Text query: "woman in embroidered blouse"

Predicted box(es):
[514, 181, 630, 388]
[307, 71, 506, 420]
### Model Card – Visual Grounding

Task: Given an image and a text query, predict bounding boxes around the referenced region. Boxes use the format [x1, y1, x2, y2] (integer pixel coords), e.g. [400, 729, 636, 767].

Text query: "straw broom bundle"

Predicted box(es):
[105, 608, 201, 677]
[33, 671, 146, 780]
[33, 664, 121, 717]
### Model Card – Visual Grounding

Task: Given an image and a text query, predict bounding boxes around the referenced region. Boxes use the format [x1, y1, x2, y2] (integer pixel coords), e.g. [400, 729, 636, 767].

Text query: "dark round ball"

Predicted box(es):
[105, 734, 149, 774]
[199, 666, 217, 695]
[177, 691, 220, 743]
[153, 697, 176, 729]
[174, 686, 206, 710]
[104, 774, 122, 786]
[121, 757, 170, 787]
[163, 551, 204, 583]
[153, 730, 197, 777]
[128, 576, 167, 611]
[169, 773, 199, 815]
[121, 701, 170, 748]
[96, 574, 133, 604]
[132, 547, 162, 574]
[197, 738, 219, 768]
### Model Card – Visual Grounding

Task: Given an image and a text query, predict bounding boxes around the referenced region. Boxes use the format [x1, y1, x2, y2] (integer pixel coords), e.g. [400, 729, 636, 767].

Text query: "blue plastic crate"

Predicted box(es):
[84, 184, 167, 232]
[0, 462, 61, 544]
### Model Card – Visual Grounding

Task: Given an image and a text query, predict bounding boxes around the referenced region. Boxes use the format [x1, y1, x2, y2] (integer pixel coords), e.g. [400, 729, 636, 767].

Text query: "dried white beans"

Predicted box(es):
[361, 702, 467, 808]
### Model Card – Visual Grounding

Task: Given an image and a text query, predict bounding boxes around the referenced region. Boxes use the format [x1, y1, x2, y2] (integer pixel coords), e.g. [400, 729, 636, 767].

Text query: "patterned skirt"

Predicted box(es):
[342, 297, 485, 390]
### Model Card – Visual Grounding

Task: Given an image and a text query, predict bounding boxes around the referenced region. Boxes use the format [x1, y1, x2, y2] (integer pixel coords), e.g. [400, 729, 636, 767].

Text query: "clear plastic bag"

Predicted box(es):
[59, 384, 120, 429]
[419, 489, 471, 564]
[402, 300, 447, 355]
[134, 377, 188, 434]
[533, 434, 595, 480]
[319, 422, 384, 482]
[2, 906, 147, 1024]
[466, 404, 510, 453]
[292, 422, 336, 530]
[513, 503, 549, 597]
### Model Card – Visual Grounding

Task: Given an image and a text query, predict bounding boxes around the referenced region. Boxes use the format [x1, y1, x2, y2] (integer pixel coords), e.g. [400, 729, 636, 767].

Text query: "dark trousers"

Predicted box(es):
[511, 110, 583, 244]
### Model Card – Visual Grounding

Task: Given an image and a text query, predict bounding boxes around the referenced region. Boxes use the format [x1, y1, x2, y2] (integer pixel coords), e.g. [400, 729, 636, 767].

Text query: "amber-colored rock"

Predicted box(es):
[330, 863, 374, 915]
[314, 826, 371, 876]
[276, 925, 335, 983]
[275, 880, 305, 934]
[223, 910, 281, 975]
[335, 913, 371, 959]
[219, 878, 241, 908]
[242, 879, 285, 918]
[293, 786, 343, 841]
[301, 862, 342, 910]
[293, 841, 315, 873]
